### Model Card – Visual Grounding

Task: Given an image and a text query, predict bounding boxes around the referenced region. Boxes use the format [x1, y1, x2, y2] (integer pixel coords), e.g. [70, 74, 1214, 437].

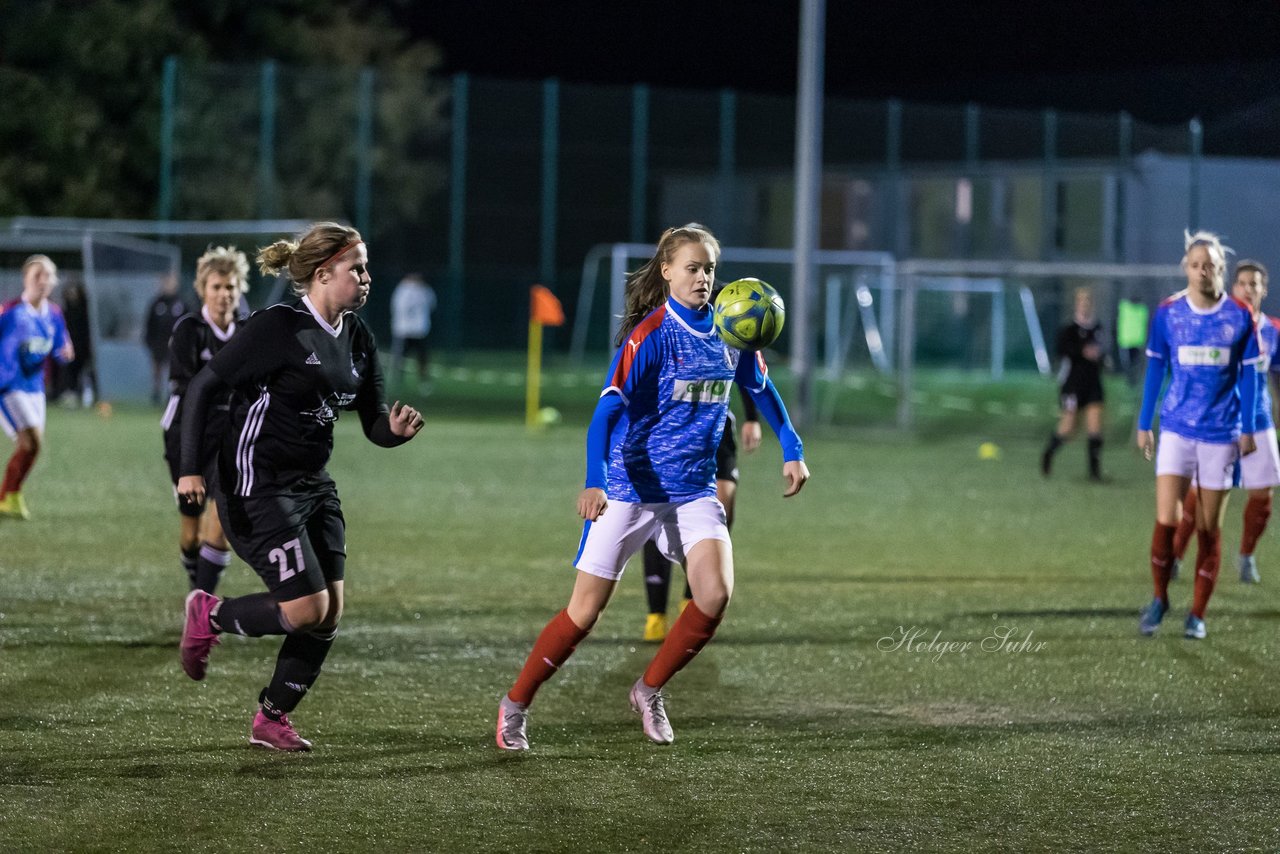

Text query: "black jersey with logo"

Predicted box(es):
[161, 309, 236, 439]
[203, 298, 388, 497]
[1056, 320, 1105, 393]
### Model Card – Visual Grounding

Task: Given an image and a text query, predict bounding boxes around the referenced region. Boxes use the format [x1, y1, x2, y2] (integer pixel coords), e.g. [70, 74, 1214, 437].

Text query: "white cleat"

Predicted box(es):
[629, 678, 674, 745]
[496, 695, 530, 751]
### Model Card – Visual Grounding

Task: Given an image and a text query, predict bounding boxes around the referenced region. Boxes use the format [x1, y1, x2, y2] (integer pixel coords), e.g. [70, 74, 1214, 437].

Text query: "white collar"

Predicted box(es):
[201, 305, 236, 342]
[1183, 291, 1226, 316]
[302, 295, 343, 337]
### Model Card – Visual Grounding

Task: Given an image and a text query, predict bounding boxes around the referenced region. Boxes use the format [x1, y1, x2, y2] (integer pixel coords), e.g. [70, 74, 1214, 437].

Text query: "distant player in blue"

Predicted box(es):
[0, 255, 74, 520]
[1172, 259, 1280, 584]
[496, 223, 810, 751]
[1137, 231, 1259, 640]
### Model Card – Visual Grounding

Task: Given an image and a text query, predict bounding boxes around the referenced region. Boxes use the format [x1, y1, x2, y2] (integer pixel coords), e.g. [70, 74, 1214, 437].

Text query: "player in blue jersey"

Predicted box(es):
[1171, 259, 1280, 584]
[0, 255, 74, 520]
[162, 247, 250, 593]
[496, 223, 810, 751]
[1137, 231, 1260, 640]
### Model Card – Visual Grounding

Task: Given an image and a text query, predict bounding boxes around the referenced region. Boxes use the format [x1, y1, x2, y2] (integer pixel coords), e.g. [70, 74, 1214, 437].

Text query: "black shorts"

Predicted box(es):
[215, 473, 347, 601]
[394, 336, 430, 362]
[716, 412, 739, 483]
[1059, 379, 1104, 412]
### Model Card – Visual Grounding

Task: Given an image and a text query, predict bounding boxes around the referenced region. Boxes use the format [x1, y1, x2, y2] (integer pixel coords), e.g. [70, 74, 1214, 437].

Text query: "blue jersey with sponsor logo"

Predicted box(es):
[1253, 315, 1280, 432]
[0, 299, 69, 394]
[600, 298, 768, 502]
[1144, 292, 1259, 442]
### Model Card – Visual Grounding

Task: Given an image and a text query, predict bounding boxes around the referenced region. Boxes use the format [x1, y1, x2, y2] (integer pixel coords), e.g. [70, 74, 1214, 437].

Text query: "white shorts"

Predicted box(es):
[1239, 428, 1280, 490]
[0, 390, 45, 440]
[573, 495, 731, 581]
[1155, 430, 1238, 490]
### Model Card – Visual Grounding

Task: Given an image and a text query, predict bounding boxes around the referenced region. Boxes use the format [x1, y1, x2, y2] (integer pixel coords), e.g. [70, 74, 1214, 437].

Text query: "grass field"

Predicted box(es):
[2, 362, 1279, 852]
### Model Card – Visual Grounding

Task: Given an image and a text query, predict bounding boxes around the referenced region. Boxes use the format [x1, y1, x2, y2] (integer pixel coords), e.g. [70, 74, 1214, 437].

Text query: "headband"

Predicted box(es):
[318, 240, 363, 271]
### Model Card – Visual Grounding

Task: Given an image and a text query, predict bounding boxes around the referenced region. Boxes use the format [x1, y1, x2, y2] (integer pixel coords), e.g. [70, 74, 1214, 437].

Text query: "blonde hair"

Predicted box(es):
[616, 223, 721, 345]
[1183, 229, 1231, 292]
[22, 254, 55, 276]
[257, 222, 362, 295]
[194, 246, 250, 298]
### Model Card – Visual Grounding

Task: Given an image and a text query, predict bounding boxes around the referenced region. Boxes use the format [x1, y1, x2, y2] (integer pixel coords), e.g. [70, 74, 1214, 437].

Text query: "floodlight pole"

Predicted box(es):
[791, 0, 825, 430]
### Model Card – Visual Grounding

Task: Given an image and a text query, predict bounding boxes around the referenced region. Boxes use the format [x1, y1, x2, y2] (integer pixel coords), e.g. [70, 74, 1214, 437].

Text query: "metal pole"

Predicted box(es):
[791, 0, 825, 430]
[896, 272, 916, 430]
[1115, 111, 1132, 260]
[541, 78, 560, 288]
[447, 73, 469, 352]
[158, 56, 178, 221]
[1188, 117, 1202, 231]
[886, 98, 904, 256]
[1041, 108, 1058, 260]
[717, 89, 736, 241]
[355, 67, 375, 236]
[630, 85, 649, 244]
[258, 60, 277, 220]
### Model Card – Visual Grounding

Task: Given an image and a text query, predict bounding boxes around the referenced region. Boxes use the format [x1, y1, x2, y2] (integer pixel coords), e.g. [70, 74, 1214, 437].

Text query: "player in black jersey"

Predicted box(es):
[161, 247, 249, 594]
[176, 223, 424, 751]
[1041, 287, 1107, 481]
[641, 398, 760, 641]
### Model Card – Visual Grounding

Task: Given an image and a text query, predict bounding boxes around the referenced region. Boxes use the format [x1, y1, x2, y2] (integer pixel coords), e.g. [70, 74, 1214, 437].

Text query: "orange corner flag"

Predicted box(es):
[531, 285, 565, 327]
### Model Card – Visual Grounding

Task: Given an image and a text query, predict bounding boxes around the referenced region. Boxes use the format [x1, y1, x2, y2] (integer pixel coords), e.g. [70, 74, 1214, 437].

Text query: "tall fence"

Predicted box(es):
[155, 60, 1270, 353]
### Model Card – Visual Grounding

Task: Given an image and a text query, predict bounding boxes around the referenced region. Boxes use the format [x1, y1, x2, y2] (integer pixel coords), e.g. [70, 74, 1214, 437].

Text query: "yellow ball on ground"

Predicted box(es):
[978, 442, 1001, 460]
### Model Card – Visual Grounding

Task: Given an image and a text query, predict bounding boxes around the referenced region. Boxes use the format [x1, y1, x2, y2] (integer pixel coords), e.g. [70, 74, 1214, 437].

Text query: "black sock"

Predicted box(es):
[260, 627, 338, 718]
[180, 545, 199, 588]
[642, 540, 671, 614]
[1044, 433, 1065, 457]
[1087, 434, 1103, 478]
[195, 543, 232, 594]
[213, 592, 287, 637]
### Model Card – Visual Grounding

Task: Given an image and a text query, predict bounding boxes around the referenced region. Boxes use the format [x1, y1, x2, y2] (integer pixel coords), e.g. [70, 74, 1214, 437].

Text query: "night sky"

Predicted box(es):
[395, 1, 1280, 123]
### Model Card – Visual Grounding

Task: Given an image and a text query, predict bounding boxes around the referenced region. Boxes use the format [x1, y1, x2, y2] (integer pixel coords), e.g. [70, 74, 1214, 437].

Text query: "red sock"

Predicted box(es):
[1, 446, 37, 496]
[1190, 528, 1221, 619]
[1241, 493, 1272, 555]
[1150, 522, 1176, 603]
[507, 609, 590, 706]
[1172, 490, 1197, 560]
[643, 600, 722, 689]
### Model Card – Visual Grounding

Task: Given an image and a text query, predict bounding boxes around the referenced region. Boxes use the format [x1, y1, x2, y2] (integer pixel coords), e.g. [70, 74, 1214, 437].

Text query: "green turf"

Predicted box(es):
[2, 366, 1278, 852]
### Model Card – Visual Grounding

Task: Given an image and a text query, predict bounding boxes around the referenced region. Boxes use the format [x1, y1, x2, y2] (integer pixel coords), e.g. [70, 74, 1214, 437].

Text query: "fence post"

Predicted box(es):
[1041, 108, 1058, 260]
[717, 88, 736, 242]
[354, 67, 375, 237]
[540, 79, 560, 288]
[158, 56, 178, 222]
[1188, 117, 1202, 232]
[1114, 111, 1132, 260]
[447, 72, 469, 353]
[630, 84, 649, 245]
[258, 60, 277, 220]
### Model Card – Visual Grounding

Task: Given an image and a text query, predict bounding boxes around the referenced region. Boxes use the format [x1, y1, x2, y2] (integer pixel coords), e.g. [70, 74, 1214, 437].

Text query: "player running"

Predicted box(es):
[496, 223, 810, 751]
[1170, 259, 1280, 585]
[1137, 231, 1259, 640]
[176, 223, 424, 751]
[161, 247, 249, 593]
[0, 255, 74, 520]
[1041, 287, 1107, 481]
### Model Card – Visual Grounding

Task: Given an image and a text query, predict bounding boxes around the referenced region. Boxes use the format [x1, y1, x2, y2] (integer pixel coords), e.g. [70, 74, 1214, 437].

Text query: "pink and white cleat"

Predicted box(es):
[629, 678, 674, 744]
[179, 589, 220, 680]
[496, 695, 530, 751]
[249, 710, 313, 752]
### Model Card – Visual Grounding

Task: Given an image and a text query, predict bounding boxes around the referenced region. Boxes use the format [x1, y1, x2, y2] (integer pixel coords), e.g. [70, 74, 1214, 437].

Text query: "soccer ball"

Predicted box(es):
[713, 278, 785, 350]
